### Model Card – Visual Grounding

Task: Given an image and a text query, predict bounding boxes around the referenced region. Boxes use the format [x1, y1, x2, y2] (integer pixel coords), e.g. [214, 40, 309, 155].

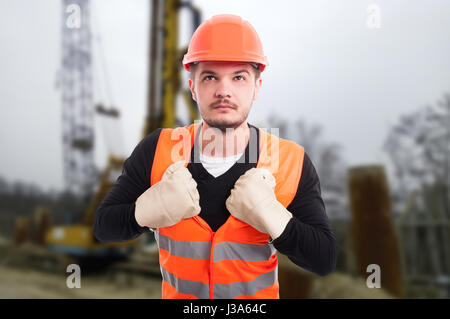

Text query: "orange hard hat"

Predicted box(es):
[182, 14, 269, 72]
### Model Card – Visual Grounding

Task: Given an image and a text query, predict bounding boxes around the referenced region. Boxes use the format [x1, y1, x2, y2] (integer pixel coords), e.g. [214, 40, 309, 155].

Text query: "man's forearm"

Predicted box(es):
[94, 202, 149, 243]
[272, 217, 337, 277]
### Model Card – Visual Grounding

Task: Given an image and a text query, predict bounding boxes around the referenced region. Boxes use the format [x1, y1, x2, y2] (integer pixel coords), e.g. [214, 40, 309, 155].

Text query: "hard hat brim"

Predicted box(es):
[183, 55, 268, 72]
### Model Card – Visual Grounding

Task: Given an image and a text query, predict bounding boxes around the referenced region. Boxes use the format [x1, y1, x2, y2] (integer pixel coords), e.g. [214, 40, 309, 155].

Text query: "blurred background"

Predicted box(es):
[0, 0, 449, 299]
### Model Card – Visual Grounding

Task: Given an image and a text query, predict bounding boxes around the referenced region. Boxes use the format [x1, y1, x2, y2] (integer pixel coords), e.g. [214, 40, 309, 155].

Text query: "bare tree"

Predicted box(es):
[383, 92, 450, 218]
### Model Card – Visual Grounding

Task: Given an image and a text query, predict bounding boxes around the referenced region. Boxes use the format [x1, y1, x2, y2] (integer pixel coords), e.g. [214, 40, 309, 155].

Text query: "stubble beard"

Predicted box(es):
[203, 113, 248, 132]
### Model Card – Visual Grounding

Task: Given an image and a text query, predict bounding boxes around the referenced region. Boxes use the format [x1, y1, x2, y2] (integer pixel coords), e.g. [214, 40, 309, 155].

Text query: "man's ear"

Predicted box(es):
[188, 78, 197, 102]
[253, 77, 262, 101]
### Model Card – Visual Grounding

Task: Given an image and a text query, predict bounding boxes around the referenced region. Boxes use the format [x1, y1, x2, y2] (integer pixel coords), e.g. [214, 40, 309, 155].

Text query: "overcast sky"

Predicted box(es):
[1, 0, 449, 192]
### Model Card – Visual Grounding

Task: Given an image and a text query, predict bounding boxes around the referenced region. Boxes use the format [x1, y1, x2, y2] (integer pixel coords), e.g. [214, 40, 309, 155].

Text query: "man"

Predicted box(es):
[94, 14, 337, 299]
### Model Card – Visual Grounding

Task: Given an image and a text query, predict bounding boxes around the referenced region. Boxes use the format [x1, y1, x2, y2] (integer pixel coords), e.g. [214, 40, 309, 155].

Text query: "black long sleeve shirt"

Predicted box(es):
[94, 123, 337, 277]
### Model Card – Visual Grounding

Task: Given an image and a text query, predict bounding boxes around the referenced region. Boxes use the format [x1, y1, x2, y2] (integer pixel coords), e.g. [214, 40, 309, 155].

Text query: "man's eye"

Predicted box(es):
[203, 75, 215, 81]
[235, 75, 245, 81]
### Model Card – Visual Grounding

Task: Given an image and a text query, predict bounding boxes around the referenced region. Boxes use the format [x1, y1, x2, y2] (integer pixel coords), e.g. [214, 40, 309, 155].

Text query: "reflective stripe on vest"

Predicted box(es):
[155, 231, 211, 259]
[156, 231, 276, 262]
[213, 266, 278, 299]
[150, 123, 304, 299]
[160, 265, 210, 299]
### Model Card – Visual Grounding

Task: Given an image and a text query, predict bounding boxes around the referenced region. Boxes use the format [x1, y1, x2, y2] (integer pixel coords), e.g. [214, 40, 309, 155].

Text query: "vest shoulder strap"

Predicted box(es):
[257, 128, 304, 207]
[150, 123, 199, 186]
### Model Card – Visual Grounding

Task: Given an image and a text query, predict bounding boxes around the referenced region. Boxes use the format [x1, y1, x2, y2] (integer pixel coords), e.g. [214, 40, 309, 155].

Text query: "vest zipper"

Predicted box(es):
[209, 231, 215, 299]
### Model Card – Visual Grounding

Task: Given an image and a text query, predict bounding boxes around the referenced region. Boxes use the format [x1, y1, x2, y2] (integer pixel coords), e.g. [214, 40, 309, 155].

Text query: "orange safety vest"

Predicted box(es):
[150, 123, 304, 299]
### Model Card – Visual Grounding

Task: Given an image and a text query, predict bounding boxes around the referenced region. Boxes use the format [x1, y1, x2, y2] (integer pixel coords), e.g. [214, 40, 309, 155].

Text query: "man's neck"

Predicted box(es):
[200, 120, 250, 158]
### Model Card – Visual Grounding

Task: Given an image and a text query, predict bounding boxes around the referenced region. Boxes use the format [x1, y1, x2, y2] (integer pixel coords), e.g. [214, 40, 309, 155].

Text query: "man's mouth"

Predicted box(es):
[214, 104, 234, 110]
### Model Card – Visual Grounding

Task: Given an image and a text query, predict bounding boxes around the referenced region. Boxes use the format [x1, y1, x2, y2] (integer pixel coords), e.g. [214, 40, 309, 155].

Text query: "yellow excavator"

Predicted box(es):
[44, 0, 201, 263]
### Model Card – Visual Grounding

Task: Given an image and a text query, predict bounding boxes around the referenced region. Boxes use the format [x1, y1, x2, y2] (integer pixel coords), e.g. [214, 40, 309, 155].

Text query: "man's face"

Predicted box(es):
[188, 61, 262, 131]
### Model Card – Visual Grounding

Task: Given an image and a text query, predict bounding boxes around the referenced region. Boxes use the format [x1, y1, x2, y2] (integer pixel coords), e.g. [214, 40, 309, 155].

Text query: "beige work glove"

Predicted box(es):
[225, 168, 293, 240]
[135, 161, 201, 229]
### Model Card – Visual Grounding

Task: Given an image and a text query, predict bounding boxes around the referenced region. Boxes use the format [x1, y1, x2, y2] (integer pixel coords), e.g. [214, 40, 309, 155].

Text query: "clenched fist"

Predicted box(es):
[135, 161, 201, 229]
[225, 168, 292, 240]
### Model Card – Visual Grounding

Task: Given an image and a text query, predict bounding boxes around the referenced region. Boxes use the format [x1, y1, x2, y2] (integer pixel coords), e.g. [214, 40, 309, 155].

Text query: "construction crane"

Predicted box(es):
[43, 0, 201, 264]
[59, 0, 97, 197]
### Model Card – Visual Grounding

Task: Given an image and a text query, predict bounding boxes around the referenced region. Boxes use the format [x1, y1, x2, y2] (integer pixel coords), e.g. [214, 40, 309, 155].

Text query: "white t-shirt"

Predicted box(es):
[199, 152, 244, 178]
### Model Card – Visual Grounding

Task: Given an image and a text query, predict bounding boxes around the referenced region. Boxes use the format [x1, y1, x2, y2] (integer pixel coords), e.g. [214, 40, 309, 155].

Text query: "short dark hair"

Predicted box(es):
[189, 62, 261, 82]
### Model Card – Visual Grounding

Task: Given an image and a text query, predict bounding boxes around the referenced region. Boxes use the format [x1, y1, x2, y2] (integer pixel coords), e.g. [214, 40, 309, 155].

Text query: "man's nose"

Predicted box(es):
[214, 82, 232, 99]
